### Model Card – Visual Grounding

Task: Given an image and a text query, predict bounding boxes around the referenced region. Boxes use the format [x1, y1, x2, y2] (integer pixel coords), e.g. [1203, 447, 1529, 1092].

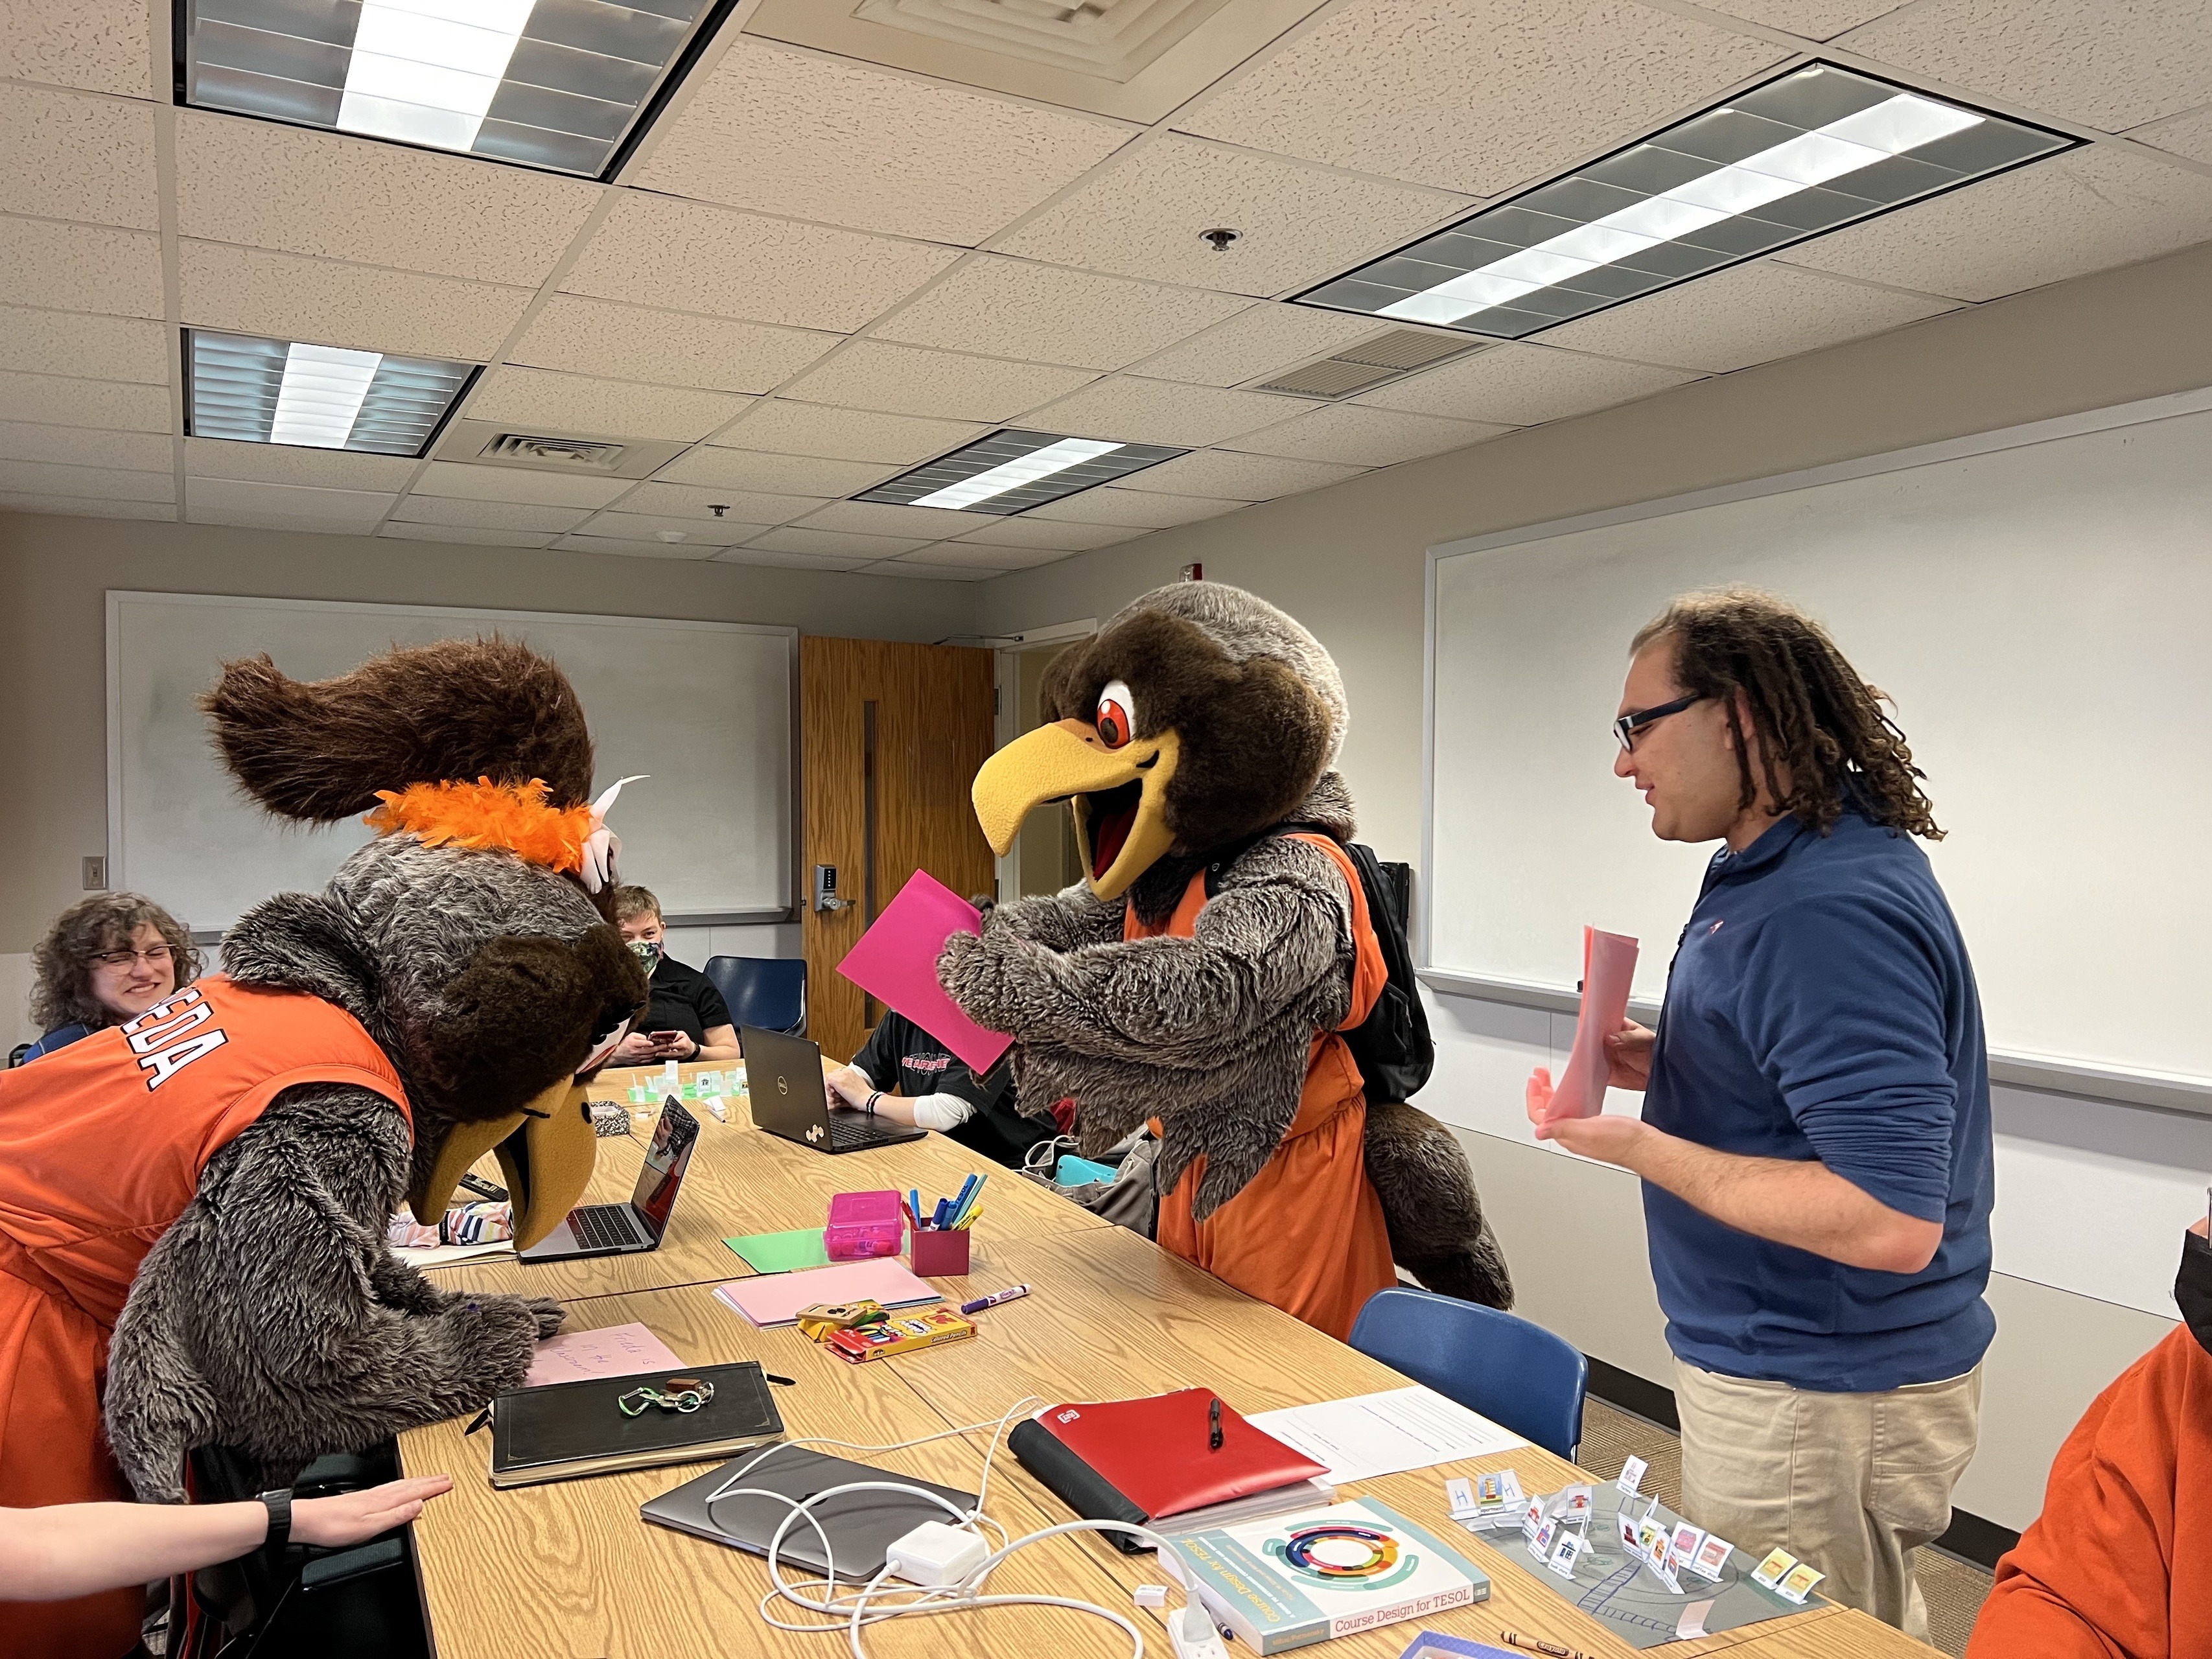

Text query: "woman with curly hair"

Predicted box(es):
[19, 893, 202, 1063]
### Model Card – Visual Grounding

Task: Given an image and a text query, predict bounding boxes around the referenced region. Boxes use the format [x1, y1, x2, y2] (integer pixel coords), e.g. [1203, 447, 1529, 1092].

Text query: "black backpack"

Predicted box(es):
[1204, 824, 1435, 1104]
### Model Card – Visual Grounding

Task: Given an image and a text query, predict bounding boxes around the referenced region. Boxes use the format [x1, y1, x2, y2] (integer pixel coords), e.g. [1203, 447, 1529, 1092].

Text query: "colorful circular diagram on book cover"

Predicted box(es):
[1268, 1521, 1419, 1591]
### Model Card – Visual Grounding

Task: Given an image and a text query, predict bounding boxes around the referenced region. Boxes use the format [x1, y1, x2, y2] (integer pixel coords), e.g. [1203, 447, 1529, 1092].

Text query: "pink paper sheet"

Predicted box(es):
[524, 1321, 685, 1388]
[835, 870, 1014, 1074]
[1546, 925, 1640, 1122]
[712, 1258, 941, 1328]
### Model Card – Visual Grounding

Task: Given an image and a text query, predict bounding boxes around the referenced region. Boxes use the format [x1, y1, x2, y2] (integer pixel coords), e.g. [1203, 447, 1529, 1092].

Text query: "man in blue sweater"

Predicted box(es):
[1530, 587, 1993, 1640]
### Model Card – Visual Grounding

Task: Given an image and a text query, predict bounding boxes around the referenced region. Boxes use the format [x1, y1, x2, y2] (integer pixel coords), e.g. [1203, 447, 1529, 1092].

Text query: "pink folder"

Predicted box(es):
[712, 1258, 940, 1328]
[835, 870, 1015, 1074]
[1547, 925, 1640, 1122]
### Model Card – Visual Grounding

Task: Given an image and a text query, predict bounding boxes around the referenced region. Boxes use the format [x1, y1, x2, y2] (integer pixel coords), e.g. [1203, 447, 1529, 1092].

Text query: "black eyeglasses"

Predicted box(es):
[1613, 693, 1705, 754]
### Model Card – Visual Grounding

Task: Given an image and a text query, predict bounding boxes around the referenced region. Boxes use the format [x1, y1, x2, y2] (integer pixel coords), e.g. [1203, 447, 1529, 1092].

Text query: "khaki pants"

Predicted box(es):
[1672, 1358, 1983, 1642]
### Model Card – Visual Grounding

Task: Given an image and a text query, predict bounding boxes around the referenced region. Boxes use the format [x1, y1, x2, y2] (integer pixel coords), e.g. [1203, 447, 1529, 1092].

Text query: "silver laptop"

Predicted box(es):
[518, 1097, 698, 1260]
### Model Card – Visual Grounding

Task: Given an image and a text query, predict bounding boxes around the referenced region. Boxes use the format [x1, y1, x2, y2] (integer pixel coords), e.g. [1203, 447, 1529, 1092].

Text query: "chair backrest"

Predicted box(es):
[1349, 1286, 1587, 1460]
[704, 956, 807, 1036]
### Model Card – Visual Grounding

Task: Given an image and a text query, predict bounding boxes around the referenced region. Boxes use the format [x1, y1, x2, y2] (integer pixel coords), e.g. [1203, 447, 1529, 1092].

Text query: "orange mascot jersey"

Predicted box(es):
[1139, 835, 1397, 1343]
[0, 975, 408, 1659]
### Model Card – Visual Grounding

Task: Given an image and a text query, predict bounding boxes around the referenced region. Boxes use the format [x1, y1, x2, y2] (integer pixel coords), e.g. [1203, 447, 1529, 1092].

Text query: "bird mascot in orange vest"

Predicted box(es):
[938, 582, 1509, 1342]
[0, 639, 647, 1657]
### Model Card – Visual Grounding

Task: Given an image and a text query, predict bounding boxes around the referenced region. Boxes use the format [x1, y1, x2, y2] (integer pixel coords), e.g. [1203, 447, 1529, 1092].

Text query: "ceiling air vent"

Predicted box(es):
[1253, 329, 1487, 400]
[479, 432, 627, 470]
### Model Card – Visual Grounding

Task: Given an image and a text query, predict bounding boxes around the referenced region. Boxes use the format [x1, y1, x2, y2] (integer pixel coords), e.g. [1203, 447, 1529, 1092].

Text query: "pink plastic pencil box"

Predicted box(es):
[824, 1190, 905, 1260]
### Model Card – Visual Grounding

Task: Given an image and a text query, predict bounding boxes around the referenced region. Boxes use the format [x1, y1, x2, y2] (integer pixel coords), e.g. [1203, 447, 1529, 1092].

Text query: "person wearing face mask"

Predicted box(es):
[609, 885, 741, 1065]
[1966, 1215, 2212, 1657]
[16, 893, 200, 1063]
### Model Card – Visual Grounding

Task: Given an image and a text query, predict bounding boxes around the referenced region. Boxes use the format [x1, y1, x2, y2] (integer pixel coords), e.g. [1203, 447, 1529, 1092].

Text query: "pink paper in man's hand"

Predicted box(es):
[1544, 925, 1640, 1124]
[836, 869, 1015, 1074]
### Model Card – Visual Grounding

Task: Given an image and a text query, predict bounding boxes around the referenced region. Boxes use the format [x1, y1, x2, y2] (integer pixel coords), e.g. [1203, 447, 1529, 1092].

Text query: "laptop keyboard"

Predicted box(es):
[826, 1115, 902, 1150]
[568, 1204, 646, 1250]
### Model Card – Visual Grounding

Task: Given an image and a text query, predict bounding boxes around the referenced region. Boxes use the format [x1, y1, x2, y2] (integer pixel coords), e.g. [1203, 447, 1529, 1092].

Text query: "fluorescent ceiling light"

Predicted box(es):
[188, 329, 476, 456]
[858, 430, 1190, 516]
[179, 0, 730, 178]
[1296, 64, 2074, 340]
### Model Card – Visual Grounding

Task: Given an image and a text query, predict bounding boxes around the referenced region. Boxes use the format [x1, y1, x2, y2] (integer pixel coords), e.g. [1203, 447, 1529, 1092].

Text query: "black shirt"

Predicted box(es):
[853, 1011, 1054, 1168]
[643, 955, 732, 1045]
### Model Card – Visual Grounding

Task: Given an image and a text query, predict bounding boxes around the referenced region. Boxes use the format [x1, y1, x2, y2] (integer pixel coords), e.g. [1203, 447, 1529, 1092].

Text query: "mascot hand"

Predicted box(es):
[936, 927, 1042, 1031]
[522, 1295, 567, 1340]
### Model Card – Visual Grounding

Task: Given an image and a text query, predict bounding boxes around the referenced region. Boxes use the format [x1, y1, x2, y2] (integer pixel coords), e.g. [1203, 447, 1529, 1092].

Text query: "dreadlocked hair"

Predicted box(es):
[1633, 587, 1943, 841]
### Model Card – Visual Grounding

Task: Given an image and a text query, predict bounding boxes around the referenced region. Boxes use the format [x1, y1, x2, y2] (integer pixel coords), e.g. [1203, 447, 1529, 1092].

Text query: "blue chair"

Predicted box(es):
[705, 956, 807, 1038]
[1349, 1286, 1588, 1461]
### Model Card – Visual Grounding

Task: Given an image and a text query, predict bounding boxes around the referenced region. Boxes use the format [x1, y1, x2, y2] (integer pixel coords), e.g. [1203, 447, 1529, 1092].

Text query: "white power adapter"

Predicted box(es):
[1167, 1604, 1229, 1659]
[883, 1521, 990, 1587]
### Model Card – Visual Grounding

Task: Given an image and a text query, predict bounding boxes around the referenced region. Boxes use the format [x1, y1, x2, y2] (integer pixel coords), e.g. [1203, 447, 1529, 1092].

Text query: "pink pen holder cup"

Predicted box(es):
[825, 1190, 904, 1260]
[909, 1225, 971, 1277]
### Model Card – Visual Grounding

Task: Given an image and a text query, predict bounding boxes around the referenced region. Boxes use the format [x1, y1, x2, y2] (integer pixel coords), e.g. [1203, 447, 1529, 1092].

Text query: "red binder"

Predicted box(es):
[1027, 1388, 1327, 1519]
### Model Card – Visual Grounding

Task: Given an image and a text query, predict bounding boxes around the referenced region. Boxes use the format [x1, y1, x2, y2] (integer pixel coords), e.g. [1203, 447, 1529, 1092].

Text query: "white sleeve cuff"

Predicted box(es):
[911, 1093, 977, 1131]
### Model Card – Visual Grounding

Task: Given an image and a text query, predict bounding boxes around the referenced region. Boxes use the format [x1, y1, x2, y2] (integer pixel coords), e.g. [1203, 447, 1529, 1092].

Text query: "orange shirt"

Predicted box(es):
[0, 976, 406, 1659]
[1139, 835, 1397, 1343]
[1967, 1324, 2212, 1659]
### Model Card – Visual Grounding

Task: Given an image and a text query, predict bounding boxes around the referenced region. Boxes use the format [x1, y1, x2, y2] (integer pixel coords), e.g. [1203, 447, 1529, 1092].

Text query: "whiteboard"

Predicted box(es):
[108, 594, 794, 931]
[1425, 389, 2212, 1089]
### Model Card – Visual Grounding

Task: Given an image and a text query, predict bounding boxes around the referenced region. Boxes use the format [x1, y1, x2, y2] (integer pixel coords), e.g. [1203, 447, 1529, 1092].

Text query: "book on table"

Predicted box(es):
[488, 1359, 784, 1489]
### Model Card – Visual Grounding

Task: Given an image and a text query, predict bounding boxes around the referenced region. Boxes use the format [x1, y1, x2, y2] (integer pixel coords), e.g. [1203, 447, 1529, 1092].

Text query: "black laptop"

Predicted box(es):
[742, 1027, 924, 1154]
[518, 1097, 699, 1260]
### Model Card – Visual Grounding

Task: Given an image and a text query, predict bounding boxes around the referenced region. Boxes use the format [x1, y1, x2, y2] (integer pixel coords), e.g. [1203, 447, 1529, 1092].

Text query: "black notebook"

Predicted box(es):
[489, 1360, 784, 1489]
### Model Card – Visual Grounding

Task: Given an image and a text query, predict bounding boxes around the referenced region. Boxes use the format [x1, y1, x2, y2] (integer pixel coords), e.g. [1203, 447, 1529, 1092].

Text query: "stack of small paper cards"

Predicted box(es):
[1444, 1469, 1525, 1532]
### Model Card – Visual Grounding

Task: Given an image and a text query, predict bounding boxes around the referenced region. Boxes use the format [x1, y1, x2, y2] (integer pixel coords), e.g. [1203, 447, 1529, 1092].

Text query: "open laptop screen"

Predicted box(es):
[631, 1099, 699, 1239]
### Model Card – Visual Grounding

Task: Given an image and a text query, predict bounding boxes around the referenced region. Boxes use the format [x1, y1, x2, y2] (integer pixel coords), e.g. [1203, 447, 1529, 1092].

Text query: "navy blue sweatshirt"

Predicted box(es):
[1642, 809, 1995, 1393]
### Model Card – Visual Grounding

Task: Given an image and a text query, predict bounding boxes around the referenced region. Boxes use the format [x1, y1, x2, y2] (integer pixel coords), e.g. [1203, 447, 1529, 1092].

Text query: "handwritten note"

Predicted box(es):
[523, 1321, 684, 1389]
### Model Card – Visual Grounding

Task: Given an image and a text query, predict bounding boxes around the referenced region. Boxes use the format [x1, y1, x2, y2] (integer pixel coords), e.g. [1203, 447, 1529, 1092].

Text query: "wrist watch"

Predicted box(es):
[258, 1489, 294, 1554]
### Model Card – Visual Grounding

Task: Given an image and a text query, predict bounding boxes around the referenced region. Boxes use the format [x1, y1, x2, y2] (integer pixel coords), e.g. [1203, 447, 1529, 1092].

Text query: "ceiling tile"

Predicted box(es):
[176, 113, 600, 285]
[1356, 342, 1699, 424]
[1180, 0, 1786, 196]
[1023, 377, 1306, 447]
[1689, 1, 1906, 37]
[797, 500, 1002, 540]
[653, 447, 893, 494]
[1117, 448, 1368, 500]
[1776, 146, 2212, 303]
[186, 476, 396, 528]
[744, 526, 932, 559]
[180, 242, 530, 362]
[710, 545, 872, 572]
[1224, 402, 1508, 465]
[994, 134, 1466, 296]
[412, 461, 629, 508]
[549, 533, 716, 561]
[633, 36, 1132, 244]
[0, 459, 172, 502]
[0, 420, 170, 470]
[2132, 104, 2212, 165]
[714, 401, 985, 464]
[954, 516, 1127, 550]
[872, 256, 1248, 371]
[1131, 303, 1395, 388]
[3, 0, 154, 97]
[614, 481, 825, 524]
[778, 342, 1097, 423]
[380, 523, 556, 548]
[466, 368, 750, 443]
[863, 559, 1003, 581]
[0, 371, 169, 432]
[1839, 0, 2212, 132]
[0, 307, 167, 384]
[900, 541, 1072, 570]
[0, 491, 172, 520]
[1537, 260, 1959, 373]
[1028, 487, 1246, 529]
[0, 84, 158, 229]
[574, 511, 762, 546]
[506, 296, 839, 396]
[388, 496, 589, 532]
[183, 438, 419, 489]
[563, 195, 960, 333]
[0, 218, 163, 319]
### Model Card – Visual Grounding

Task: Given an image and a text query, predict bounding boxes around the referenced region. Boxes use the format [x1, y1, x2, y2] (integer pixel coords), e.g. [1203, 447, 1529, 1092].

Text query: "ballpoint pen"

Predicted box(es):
[1207, 1395, 1224, 1451]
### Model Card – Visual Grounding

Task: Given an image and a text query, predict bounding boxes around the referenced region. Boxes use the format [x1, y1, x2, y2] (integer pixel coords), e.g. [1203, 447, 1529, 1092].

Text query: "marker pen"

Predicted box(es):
[959, 1283, 1031, 1315]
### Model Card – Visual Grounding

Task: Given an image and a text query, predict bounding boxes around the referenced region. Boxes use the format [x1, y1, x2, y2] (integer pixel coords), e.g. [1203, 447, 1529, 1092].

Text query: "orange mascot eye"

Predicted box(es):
[1095, 679, 1137, 749]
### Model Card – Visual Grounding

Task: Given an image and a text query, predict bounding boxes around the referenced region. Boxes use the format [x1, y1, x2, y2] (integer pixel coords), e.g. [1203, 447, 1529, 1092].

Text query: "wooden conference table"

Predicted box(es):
[399, 1062, 1941, 1659]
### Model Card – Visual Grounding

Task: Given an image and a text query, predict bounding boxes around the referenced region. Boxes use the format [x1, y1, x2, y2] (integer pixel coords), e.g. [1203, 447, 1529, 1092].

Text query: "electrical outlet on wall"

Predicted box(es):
[82, 855, 107, 890]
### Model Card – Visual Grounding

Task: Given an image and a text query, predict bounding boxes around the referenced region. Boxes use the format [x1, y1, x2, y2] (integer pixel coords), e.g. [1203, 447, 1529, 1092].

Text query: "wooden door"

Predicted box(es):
[800, 636, 997, 1062]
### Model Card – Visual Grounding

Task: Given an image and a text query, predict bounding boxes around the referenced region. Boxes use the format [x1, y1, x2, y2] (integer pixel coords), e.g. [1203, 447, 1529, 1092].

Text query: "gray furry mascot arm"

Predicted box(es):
[105, 640, 648, 1500]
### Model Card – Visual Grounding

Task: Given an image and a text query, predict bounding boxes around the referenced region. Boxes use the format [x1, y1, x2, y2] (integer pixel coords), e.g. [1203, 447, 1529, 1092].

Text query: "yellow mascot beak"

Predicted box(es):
[406, 1077, 598, 1251]
[972, 718, 1182, 902]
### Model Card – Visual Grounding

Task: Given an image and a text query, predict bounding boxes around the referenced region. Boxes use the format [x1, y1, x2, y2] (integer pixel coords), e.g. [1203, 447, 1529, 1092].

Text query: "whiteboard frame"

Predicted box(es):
[106, 591, 800, 929]
[1419, 382, 2212, 1117]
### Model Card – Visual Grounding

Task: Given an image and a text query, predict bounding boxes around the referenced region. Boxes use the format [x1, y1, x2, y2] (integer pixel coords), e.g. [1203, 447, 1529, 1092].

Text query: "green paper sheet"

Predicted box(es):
[724, 1227, 832, 1273]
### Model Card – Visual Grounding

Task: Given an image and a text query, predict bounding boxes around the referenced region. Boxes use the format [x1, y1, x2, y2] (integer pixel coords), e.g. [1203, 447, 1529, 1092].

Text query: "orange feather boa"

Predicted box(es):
[364, 778, 594, 875]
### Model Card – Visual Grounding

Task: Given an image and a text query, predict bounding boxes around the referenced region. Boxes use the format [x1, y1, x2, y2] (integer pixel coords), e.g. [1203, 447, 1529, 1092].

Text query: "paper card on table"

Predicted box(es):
[1677, 1599, 1716, 1640]
[1243, 1386, 1525, 1484]
[1750, 1547, 1797, 1590]
[1775, 1560, 1825, 1605]
[712, 1258, 938, 1328]
[1670, 1523, 1706, 1566]
[1688, 1533, 1734, 1581]
[1616, 1453, 1647, 1495]
[1445, 1477, 1478, 1518]
[1546, 1530, 1586, 1579]
[724, 1227, 833, 1273]
[1546, 925, 1639, 1122]
[835, 870, 1013, 1074]
[524, 1322, 684, 1389]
